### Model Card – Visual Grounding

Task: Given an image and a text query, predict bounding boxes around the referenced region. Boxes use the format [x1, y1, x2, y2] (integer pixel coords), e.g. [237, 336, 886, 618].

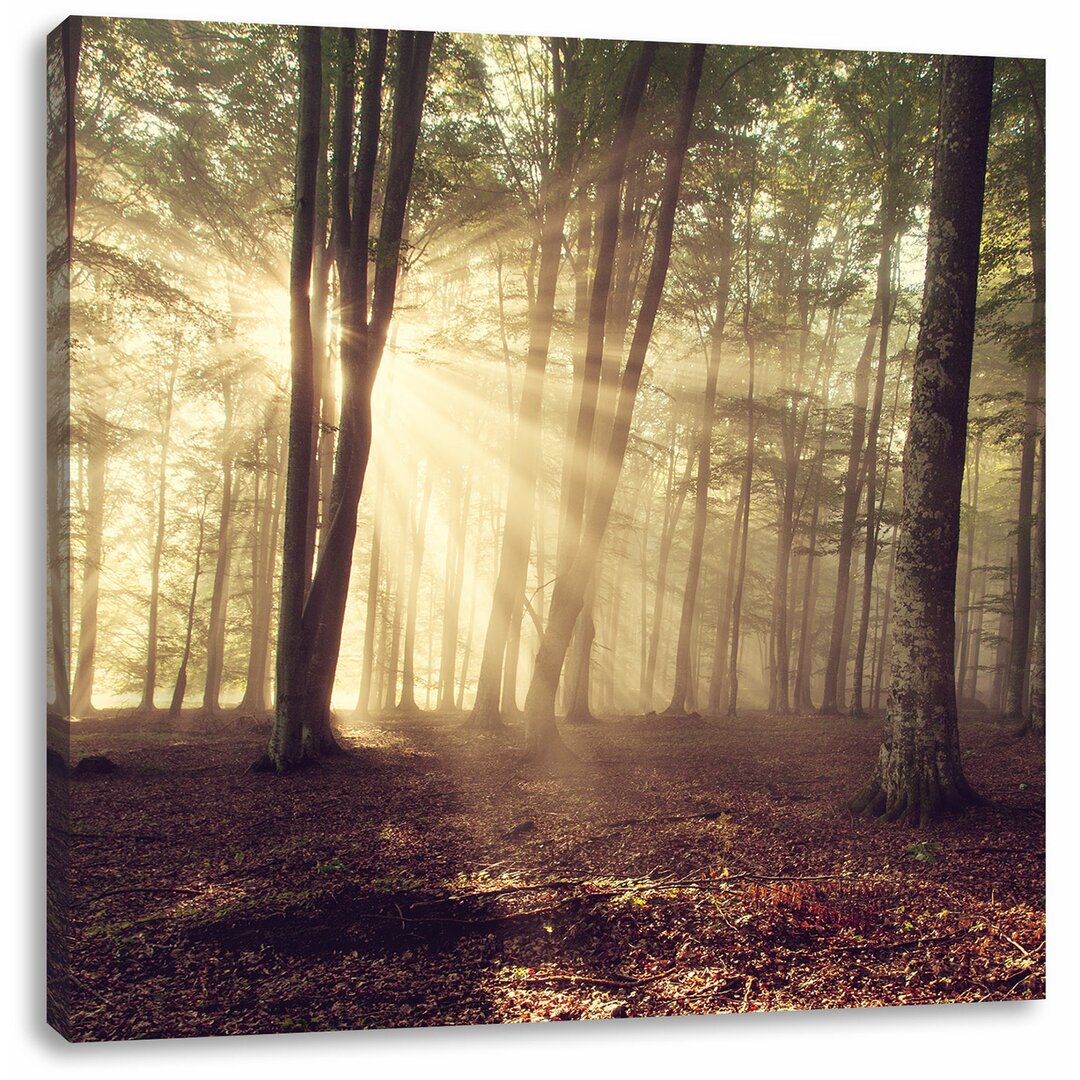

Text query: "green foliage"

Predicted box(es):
[905, 840, 941, 865]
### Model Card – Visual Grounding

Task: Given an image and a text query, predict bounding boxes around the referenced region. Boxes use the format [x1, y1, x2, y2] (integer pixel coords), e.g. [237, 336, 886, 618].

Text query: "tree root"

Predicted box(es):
[849, 769, 984, 825]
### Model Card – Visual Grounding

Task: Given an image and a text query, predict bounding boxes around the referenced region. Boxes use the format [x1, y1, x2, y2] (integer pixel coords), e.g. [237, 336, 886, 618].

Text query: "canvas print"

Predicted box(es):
[46, 15, 1045, 1041]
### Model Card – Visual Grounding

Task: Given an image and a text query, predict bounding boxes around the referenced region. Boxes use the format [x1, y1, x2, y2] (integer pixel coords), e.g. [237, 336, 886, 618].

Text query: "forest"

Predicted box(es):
[46, 16, 1045, 1041]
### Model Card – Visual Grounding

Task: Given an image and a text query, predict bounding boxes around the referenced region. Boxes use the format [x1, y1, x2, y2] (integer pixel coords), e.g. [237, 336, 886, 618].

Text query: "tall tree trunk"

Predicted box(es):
[522, 43, 702, 761]
[138, 356, 179, 714]
[262, 27, 325, 768]
[792, 313, 839, 712]
[1025, 435, 1045, 735]
[465, 40, 579, 733]
[667, 209, 732, 714]
[851, 55, 993, 824]
[71, 405, 106, 717]
[727, 154, 759, 718]
[955, 432, 982, 697]
[203, 385, 237, 712]
[820, 284, 886, 712]
[170, 498, 209, 718]
[870, 528, 898, 715]
[397, 466, 433, 713]
[240, 420, 282, 713]
[644, 432, 693, 707]
[850, 216, 899, 716]
[354, 476, 384, 719]
[264, 30, 432, 769]
[964, 526, 990, 704]
[47, 16, 82, 719]
[1004, 150, 1045, 719]
[438, 460, 472, 712]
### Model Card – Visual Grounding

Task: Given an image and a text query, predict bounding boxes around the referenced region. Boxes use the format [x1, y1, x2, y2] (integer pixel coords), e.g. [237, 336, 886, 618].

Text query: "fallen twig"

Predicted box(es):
[519, 967, 678, 990]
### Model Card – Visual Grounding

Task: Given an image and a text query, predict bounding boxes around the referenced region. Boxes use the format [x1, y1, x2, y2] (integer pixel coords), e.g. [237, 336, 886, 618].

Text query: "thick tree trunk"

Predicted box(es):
[851, 55, 993, 824]
[262, 26, 324, 770]
[264, 30, 431, 769]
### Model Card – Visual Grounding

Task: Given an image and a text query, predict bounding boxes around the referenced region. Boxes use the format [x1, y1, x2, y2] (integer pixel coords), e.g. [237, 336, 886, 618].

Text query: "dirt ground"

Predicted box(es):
[48, 708, 1045, 1041]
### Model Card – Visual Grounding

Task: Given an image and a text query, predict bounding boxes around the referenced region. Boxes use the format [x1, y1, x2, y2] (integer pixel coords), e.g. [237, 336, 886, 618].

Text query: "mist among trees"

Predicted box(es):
[46, 18, 1045, 1039]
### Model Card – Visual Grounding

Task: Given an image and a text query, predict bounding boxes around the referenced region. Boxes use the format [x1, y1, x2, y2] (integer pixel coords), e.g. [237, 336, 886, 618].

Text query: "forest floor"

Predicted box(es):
[51, 707, 1045, 1040]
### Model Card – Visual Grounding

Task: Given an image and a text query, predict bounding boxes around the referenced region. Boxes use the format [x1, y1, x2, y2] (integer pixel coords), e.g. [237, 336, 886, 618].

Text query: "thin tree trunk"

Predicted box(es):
[465, 40, 579, 733]
[203, 386, 237, 712]
[667, 209, 732, 714]
[48, 17, 82, 718]
[169, 497, 210, 718]
[264, 30, 432, 769]
[522, 43, 702, 761]
[1025, 435, 1045, 735]
[851, 216, 899, 716]
[727, 154, 759, 718]
[645, 437, 693, 706]
[820, 280, 886, 712]
[955, 432, 982, 697]
[71, 406, 106, 717]
[138, 356, 179, 714]
[397, 466, 433, 712]
[1004, 153, 1045, 719]
[870, 529, 898, 715]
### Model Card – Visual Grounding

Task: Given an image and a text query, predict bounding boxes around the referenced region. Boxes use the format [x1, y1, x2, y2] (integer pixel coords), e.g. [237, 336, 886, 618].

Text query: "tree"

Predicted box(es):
[261, 29, 434, 771]
[522, 42, 705, 761]
[465, 38, 580, 733]
[850, 55, 994, 824]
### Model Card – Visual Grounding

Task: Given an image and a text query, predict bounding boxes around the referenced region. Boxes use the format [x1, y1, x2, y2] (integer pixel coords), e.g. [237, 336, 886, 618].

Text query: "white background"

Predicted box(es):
[6, 1, 1076, 1075]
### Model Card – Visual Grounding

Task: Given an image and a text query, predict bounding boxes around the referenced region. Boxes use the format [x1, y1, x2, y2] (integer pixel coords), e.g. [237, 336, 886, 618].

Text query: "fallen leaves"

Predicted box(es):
[55, 708, 1045, 1040]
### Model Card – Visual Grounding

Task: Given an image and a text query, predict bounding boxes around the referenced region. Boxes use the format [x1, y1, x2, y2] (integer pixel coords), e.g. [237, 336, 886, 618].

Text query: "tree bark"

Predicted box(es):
[263, 30, 432, 769]
[522, 43, 702, 761]
[138, 356, 179, 715]
[465, 40, 579, 734]
[203, 384, 237, 712]
[1025, 435, 1045, 735]
[262, 27, 325, 769]
[71, 403, 106, 717]
[1003, 147, 1045, 719]
[667, 209, 732, 714]
[169, 497, 209, 718]
[397, 466, 433, 712]
[850, 55, 993, 824]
